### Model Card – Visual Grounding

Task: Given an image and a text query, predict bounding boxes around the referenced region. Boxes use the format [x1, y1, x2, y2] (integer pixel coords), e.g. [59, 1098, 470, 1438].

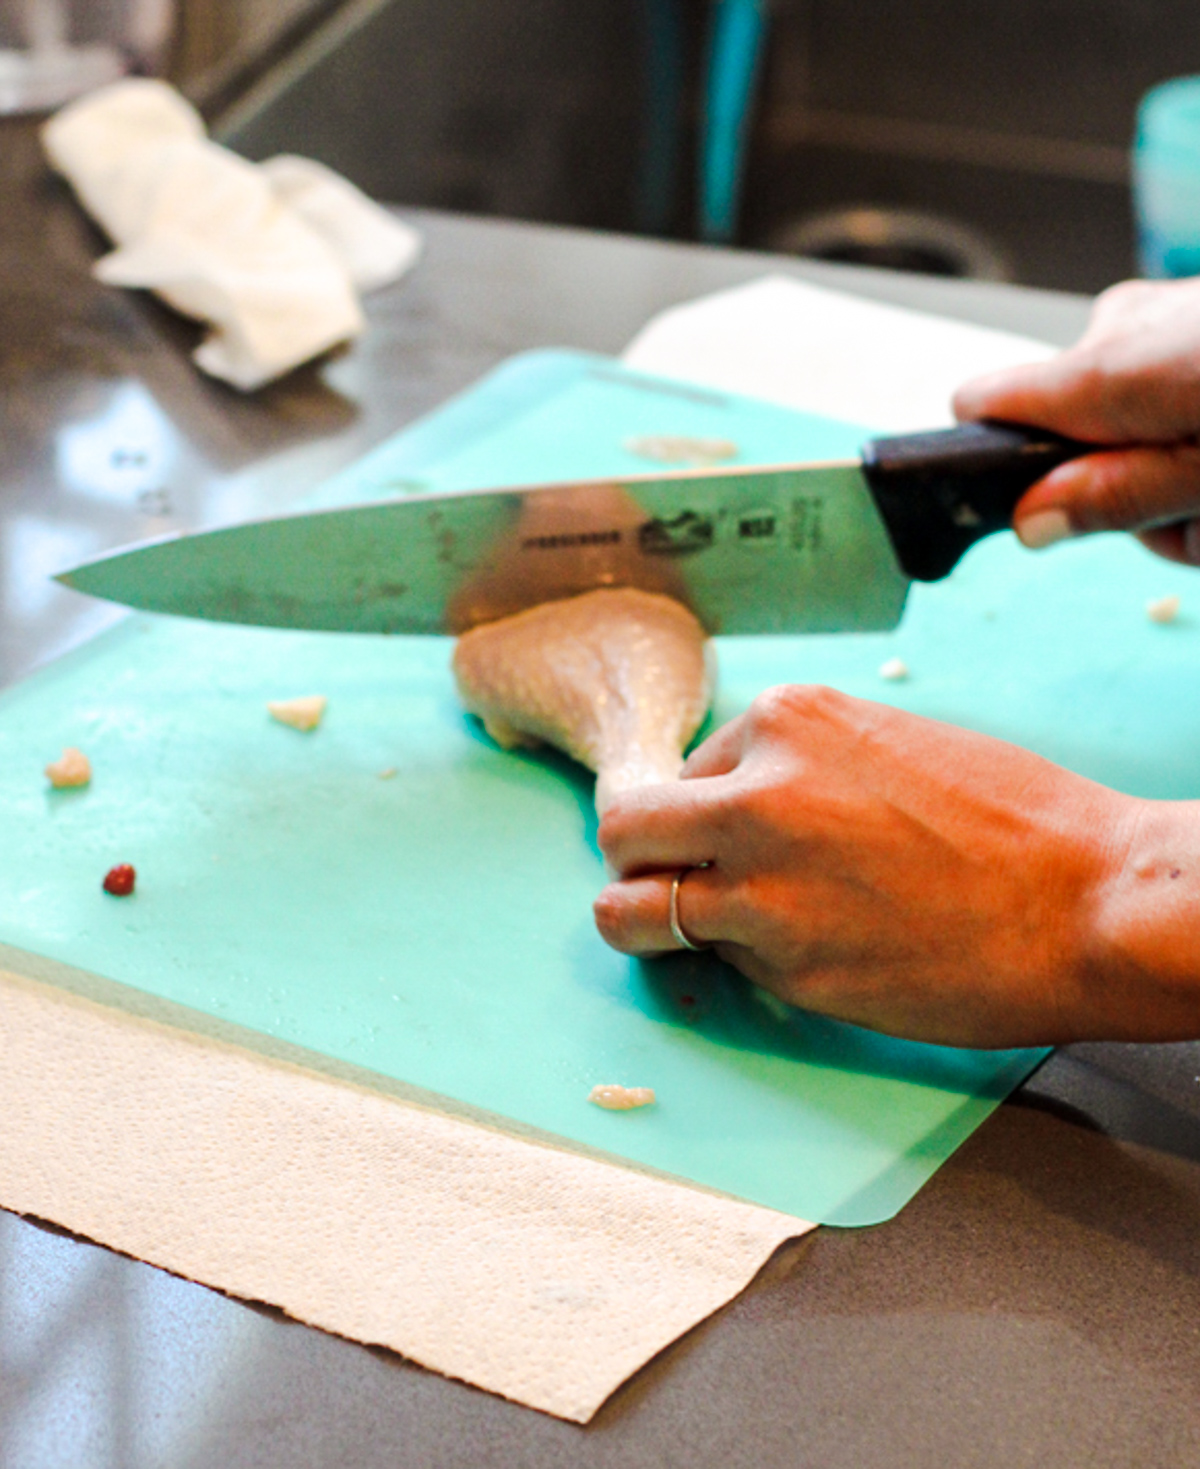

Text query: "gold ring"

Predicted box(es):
[669, 868, 707, 952]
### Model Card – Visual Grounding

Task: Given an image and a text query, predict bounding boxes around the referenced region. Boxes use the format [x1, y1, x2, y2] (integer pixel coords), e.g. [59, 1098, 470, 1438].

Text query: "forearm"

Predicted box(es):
[1082, 799, 1200, 1042]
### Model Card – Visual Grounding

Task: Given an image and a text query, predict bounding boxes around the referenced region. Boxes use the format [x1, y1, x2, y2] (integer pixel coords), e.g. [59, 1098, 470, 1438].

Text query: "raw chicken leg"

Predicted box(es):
[453, 588, 714, 813]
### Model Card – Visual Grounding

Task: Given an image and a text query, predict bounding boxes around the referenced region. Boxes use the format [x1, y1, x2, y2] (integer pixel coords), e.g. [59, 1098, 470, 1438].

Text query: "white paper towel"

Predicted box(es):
[0, 958, 809, 1423]
[622, 274, 1056, 431]
[42, 80, 421, 391]
[262, 154, 422, 294]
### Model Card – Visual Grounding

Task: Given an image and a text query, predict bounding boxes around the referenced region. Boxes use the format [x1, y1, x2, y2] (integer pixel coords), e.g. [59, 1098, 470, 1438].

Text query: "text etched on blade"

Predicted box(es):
[521, 530, 623, 551]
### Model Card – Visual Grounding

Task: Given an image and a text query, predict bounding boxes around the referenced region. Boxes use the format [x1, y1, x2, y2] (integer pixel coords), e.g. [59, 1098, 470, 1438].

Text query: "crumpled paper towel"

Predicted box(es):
[42, 79, 421, 390]
[0, 956, 810, 1423]
[261, 154, 422, 294]
[623, 274, 1055, 432]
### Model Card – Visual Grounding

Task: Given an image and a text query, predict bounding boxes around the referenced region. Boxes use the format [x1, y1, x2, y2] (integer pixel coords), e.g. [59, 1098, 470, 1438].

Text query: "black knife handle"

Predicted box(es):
[861, 420, 1091, 581]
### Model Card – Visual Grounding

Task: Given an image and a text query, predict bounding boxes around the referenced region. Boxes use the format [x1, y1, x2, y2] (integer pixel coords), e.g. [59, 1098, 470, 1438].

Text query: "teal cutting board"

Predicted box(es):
[3, 351, 1196, 1227]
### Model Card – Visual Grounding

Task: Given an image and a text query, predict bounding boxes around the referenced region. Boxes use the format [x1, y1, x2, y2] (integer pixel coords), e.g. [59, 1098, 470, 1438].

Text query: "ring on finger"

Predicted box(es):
[669, 866, 709, 952]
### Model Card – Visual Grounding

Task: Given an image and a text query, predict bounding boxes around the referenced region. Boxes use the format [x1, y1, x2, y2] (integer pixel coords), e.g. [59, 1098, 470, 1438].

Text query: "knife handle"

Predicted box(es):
[861, 420, 1091, 581]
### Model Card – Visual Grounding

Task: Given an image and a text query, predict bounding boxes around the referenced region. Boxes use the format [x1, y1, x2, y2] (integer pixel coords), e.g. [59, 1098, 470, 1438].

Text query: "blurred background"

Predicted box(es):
[6, 0, 1200, 293]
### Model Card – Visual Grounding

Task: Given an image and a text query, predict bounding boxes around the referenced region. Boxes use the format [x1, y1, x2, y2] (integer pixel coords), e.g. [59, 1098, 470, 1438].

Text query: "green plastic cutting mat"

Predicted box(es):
[4, 350, 1195, 1226]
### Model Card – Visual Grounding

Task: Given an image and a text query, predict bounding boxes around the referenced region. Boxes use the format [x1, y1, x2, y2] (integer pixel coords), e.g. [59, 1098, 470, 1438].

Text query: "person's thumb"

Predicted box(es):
[1012, 444, 1200, 551]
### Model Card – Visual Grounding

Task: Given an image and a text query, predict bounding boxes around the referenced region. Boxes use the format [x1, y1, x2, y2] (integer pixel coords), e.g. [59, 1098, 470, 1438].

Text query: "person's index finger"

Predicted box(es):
[597, 776, 721, 878]
[956, 341, 1200, 447]
[951, 355, 1101, 438]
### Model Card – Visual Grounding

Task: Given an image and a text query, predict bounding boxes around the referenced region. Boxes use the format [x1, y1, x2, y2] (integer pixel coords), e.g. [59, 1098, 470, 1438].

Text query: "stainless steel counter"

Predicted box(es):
[3, 115, 1200, 1468]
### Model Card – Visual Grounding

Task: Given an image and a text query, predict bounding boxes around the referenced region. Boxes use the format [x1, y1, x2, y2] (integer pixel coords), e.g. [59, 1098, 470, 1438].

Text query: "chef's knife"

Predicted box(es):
[56, 421, 1088, 637]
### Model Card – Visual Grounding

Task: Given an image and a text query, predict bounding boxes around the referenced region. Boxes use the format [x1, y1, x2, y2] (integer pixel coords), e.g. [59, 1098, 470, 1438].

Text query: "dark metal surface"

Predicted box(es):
[5, 114, 1200, 1468]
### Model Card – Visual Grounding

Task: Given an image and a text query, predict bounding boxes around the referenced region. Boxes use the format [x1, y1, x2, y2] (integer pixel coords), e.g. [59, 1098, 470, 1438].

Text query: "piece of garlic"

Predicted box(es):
[268, 695, 327, 731]
[45, 747, 92, 788]
[1147, 595, 1181, 625]
[878, 657, 909, 681]
[624, 434, 738, 465]
[589, 1084, 656, 1110]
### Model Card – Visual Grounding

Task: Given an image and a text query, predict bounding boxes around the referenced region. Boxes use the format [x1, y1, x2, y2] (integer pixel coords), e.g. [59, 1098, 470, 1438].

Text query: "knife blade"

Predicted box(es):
[55, 421, 1087, 637]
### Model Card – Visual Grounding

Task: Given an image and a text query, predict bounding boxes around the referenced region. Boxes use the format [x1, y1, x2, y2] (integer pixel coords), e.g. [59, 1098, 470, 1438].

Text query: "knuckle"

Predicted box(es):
[592, 889, 632, 947]
[595, 809, 621, 855]
[797, 683, 854, 721]
[736, 780, 787, 829]
[1067, 353, 1137, 429]
[595, 801, 637, 857]
[748, 682, 848, 732]
[746, 683, 798, 728]
[1094, 278, 1147, 313]
[1074, 451, 1161, 530]
[1090, 278, 1161, 332]
[1069, 353, 1115, 396]
[1094, 465, 1145, 527]
[719, 876, 765, 934]
[1046, 344, 1147, 445]
[1087, 344, 1140, 394]
[712, 778, 797, 853]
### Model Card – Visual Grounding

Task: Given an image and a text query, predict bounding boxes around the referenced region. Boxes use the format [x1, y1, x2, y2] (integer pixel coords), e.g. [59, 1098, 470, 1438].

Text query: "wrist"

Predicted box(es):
[1083, 797, 1200, 1041]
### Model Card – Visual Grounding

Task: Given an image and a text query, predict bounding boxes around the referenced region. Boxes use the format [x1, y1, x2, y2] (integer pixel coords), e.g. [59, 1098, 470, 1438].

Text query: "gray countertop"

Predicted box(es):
[3, 116, 1200, 1469]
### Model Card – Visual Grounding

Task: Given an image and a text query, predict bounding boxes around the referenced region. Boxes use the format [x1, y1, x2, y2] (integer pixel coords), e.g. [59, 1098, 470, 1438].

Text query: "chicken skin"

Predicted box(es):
[453, 588, 713, 814]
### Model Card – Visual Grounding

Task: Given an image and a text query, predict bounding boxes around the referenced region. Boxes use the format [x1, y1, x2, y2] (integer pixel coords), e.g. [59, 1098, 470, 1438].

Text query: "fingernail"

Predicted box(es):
[1016, 509, 1072, 550]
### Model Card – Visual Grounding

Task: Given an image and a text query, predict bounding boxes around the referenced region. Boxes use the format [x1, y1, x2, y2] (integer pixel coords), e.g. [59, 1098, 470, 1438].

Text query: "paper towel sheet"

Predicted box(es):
[0, 957, 810, 1423]
[622, 274, 1057, 431]
[42, 80, 421, 391]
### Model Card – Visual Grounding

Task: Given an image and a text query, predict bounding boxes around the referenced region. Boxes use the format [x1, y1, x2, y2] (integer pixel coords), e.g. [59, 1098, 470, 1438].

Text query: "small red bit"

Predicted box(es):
[102, 863, 136, 897]
[679, 994, 696, 1006]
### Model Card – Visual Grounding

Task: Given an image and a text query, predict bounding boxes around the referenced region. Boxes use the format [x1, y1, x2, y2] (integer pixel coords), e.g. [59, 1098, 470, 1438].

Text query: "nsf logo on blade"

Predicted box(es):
[638, 511, 715, 556]
[735, 508, 779, 547]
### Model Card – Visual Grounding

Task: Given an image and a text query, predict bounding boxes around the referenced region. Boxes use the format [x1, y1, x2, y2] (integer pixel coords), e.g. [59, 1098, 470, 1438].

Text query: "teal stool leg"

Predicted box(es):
[699, 0, 770, 244]
[635, 0, 687, 236]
